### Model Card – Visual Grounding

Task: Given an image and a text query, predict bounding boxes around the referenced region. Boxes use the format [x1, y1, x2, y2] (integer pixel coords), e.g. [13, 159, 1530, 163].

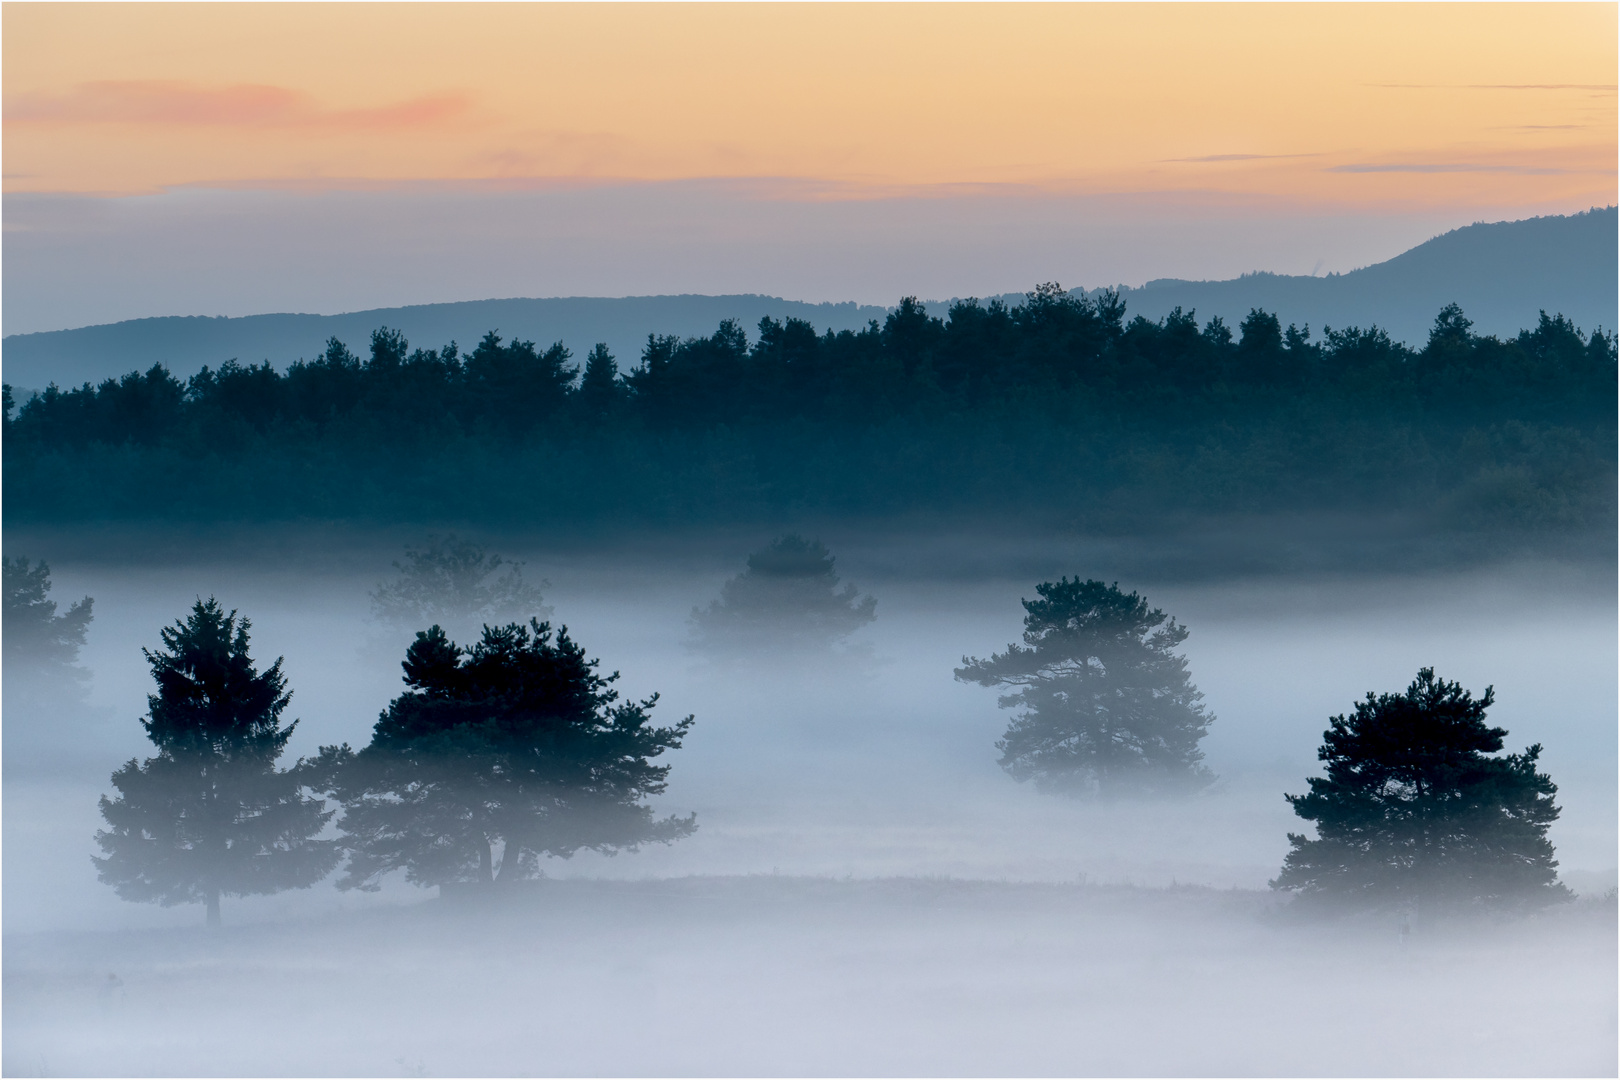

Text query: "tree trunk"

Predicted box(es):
[206, 889, 221, 927]
[494, 838, 524, 888]
[478, 837, 494, 889]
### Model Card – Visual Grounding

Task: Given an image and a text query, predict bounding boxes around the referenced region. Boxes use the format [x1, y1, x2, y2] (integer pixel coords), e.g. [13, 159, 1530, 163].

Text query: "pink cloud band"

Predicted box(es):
[7, 80, 469, 131]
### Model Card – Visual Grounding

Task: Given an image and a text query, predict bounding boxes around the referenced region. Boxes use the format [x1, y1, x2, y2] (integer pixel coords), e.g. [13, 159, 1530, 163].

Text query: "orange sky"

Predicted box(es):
[4, 2, 1615, 210]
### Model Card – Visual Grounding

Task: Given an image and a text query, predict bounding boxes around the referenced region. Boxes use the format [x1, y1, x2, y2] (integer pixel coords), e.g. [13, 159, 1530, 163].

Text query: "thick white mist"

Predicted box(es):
[4, 531, 1615, 1075]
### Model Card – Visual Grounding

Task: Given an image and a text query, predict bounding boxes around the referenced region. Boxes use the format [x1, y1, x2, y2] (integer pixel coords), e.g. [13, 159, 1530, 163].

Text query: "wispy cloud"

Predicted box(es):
[1468, 83, 1617, 92]
[1327, 163, 1572, 176]
[1164, 153, 1317, 163]
[1368, 82, 1617, 92]
[6, 81, 471, 131]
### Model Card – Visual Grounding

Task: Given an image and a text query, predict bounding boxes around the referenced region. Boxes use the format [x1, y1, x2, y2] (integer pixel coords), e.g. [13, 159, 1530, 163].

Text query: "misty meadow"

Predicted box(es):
[4, 494, 1615, 1075]
[5, 4, 1618, 1075]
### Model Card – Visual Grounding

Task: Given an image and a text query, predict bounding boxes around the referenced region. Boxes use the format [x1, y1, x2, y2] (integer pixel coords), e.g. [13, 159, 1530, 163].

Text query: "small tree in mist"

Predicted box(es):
[955, 578, 1213, 797]
[1272, 668, 1568, 912]
[316, 620, 694, 892]
[93, 600, 338, 926]
[3, 555, 94, 690]
[689, 535, 877, 654]
[370, 534, 550, 632]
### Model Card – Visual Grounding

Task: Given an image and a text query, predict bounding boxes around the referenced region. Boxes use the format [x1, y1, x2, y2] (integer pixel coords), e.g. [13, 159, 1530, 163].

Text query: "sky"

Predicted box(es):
[3, 3, 1616, 333]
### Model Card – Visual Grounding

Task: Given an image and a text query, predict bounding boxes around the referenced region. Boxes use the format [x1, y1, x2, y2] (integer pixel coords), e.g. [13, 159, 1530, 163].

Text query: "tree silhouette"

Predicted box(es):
[577, 343, 625, 413]
[956, 578, 1213, 796]
[93, 600, 337, 926]
[689, 535, 877, 654]
[463, 331, 573, 433]
[3, 555, 93, 689]
[1272, 667, 1567, 911]
[318, 620, 694, 893]
[370, 534, 550, 633]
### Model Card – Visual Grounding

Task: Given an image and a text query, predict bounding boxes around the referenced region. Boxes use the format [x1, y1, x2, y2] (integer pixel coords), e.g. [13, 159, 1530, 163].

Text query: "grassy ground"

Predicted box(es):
[5, 876, 1615, 1077]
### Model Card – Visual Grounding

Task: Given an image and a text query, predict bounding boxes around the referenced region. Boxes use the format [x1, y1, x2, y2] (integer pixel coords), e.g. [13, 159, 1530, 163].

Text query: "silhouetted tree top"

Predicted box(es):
[1272, 667, 1567, 912]
[94, 599, 337, 925]
[319, 620, 695, 892]
[2, 555, 93, 680]
[689, 534, 877, 653]
[369, 326, 409, 371]
[577, 342, 625, 413]
[957, 578, 1213, 796]
[370, 535, 550, 631]
[139, 599, 293, 757]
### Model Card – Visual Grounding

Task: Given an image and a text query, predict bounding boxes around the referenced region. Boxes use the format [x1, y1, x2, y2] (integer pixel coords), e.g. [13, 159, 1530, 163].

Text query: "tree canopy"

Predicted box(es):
[93, 599, 337, 925]
[1272, 667, 1567, 912]
[369, 534, 550, 633]
[956, 578, 1213, 796]
[318, 620, 695, 892]
[689, 534, 877, 654]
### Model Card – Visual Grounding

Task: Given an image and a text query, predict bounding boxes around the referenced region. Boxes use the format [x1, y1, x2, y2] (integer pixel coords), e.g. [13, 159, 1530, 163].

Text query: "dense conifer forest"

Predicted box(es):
[5, 286, 1614, 535]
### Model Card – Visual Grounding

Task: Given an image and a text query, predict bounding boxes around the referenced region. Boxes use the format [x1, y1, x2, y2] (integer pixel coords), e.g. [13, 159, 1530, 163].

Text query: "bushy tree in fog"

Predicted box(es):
[1272, 668, 1567, 911]
[3, 555, 93, 688]
[370, 534, 550, 631]
[689, 535, 876, 654]
[317, 620, 694, 892]
[94, 600, 337, 926]
[956, 579, 1213, 797]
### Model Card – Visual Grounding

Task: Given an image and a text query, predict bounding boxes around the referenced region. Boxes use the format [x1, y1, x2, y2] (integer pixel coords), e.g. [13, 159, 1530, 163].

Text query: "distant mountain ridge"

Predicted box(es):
[1088, 207, 1616, 347]
[0, 295, 890, 393]
[4, 208, 1613, 391]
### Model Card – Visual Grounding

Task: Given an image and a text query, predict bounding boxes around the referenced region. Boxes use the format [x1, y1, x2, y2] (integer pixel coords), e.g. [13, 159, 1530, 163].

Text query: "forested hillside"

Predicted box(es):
[5, 286, 1614, 539]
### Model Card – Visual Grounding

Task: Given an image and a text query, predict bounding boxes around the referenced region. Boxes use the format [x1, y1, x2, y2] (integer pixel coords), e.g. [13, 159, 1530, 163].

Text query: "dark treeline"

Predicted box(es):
[5, 287, 1614, 531]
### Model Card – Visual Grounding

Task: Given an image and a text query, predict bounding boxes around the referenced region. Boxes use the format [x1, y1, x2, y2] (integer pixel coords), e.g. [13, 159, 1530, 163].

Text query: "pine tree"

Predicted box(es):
[955, 578, 1213, 796]
[3, 555, 93, 685]
[577, 342, 624, 413]
[1272, 668, 1568, 911]
[94, 600, 337, 925]
[5, 555, 98, 767]
[689, 535, 877, 654]
[318, 620, 694, 893]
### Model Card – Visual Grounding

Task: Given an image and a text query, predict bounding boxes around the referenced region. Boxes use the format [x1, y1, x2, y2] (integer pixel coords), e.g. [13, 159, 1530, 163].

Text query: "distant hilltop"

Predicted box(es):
[0, 295, 890, 394]
[3, 207, 1613, 391]
[1089, 207, 1617, 350]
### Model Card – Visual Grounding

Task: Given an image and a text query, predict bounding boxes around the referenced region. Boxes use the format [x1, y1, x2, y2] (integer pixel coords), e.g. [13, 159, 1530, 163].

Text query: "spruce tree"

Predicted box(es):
[318, 620, 694, 893]
[1273, 668, 1568, 911]
[94, 599, 337, 925]
[955, 578, 1213, 796]
[577, 342, 624, 413]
